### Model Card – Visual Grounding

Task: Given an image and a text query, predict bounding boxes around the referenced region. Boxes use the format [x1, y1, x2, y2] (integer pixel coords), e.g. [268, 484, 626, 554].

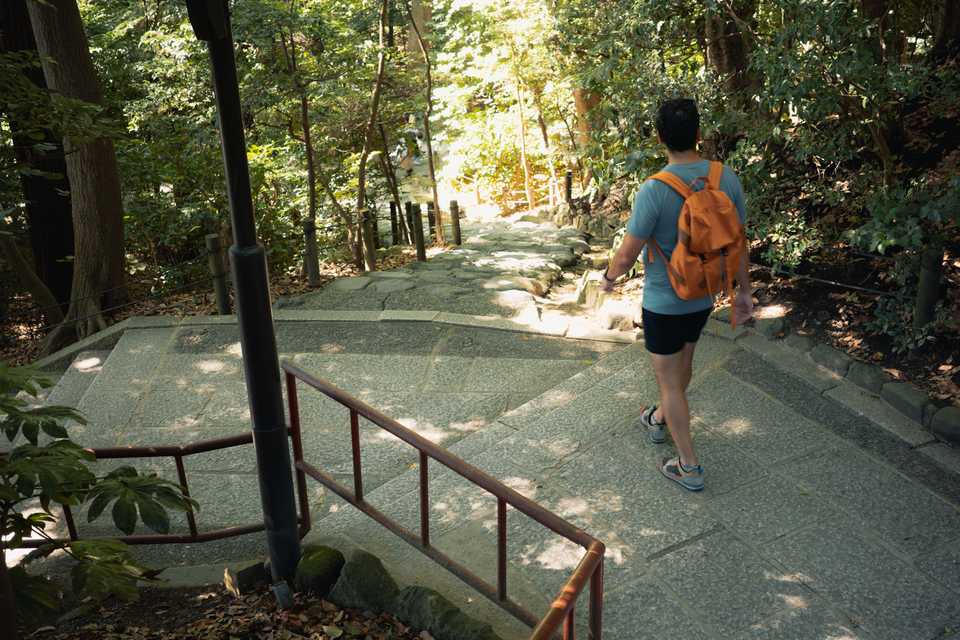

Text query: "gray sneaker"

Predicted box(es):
[658, 456, 704, 492]
[639, 405, 667, 444]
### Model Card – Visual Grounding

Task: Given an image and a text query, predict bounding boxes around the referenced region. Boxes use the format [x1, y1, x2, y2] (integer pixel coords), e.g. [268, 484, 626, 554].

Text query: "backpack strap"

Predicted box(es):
[650, 172, 693, 199]
[647, 239, 686, 285]
[707, 161, 723, 190]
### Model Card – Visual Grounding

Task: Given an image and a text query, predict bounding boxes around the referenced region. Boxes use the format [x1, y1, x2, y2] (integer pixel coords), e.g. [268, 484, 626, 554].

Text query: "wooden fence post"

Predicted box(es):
[206, 233, 231, 314]
[412, 204, 427, 261]
[450, 199, 462, 246]
[390, 202, 399, 246]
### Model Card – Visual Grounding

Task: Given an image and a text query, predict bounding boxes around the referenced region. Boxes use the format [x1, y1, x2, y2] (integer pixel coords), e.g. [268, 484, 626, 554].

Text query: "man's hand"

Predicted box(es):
[733, 288, 754, 325]
[600, 271, 617, 293]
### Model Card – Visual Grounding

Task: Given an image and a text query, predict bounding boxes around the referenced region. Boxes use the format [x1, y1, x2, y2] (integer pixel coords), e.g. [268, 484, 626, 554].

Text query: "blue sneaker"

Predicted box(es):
[639, 405, 667, 444]
[658, 456, 704, 492]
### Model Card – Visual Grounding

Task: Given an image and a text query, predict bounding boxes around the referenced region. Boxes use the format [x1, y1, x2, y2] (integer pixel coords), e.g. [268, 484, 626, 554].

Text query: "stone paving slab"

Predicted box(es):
[689, 371, 840, 464]
[826, 380, 937, 447]
[763, 522, 960, 640]
[603, 578, 714, 639]
[736, 333, 843, 392]
[779, 445, 960, 559]
[75, 328, 176, 431]
[43, 350, 110, 408]
[648, 530, 818, 638]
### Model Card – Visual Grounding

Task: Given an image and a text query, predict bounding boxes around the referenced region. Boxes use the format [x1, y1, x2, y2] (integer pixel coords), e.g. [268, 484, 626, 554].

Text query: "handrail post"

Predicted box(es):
[286, 372, 311, 536]
[497, 498, 507, 601]
[174, 454, 199, 539]
[62, 505, 78, 540]
[350, 409, 364, 501]
[564, 608, 575, 640]
[590, 561, 604, 640]
[419, 451, 430, 547]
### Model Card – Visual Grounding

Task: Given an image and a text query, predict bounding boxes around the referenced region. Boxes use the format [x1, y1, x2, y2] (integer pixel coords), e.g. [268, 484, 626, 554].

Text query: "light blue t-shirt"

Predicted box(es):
[626, 160, 747, 315]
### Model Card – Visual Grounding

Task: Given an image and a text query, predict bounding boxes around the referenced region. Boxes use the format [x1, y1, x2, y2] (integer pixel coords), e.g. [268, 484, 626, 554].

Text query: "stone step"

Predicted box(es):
[73, 327, 177, 447]
[44, 350, 111, 409]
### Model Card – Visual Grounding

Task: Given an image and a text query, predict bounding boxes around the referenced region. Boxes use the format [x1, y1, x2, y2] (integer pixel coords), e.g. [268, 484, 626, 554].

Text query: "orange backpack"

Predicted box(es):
[647, 161, 746, 324]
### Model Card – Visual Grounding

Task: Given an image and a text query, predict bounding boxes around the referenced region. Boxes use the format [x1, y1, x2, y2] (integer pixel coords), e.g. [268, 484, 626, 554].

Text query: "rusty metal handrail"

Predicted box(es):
[282, 360, 604, 640]
[16, 430, 307, 548]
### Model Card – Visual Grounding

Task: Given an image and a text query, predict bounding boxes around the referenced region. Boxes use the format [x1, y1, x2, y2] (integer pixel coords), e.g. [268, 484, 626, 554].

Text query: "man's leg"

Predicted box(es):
[653, 341, 696, 423]
[651, 347, 698, 467]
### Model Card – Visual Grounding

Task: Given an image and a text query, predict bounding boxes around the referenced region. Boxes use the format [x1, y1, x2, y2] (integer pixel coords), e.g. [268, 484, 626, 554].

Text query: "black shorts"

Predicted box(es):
[641, 307, 713, 355]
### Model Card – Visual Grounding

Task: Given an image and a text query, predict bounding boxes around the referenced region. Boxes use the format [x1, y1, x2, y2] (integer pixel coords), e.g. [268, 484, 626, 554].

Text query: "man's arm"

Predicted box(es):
[601, 233, 645, 292]
[733, 237, 753, 323]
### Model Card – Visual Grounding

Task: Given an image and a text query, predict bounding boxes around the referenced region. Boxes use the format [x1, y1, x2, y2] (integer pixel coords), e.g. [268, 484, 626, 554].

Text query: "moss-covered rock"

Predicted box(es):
[294, 545, 345, 596]
[395, 586, 502, 640]
[327, 550, 398, 613]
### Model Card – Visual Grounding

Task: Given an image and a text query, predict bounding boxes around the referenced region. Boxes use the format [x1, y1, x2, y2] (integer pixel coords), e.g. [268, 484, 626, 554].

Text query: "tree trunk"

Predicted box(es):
[356, 0, 390, 271]
[318, 172, 362, 268]
[27, 0, 127, 351]
[407, 0, 443, 243]
[931, 0, 960, 64]
[533, 89, 559, 206]
[0, 234, 64, 325]
[515, 80, 535, 211]
[704, 0, 758, 97]
[281, 23, 322, 286]
[572, 87, 600, 149]
[1, 0, 74, 310]
[915, 244, 943, 330]
[378, 123, 410, 241]
[0, 547, 18, 640]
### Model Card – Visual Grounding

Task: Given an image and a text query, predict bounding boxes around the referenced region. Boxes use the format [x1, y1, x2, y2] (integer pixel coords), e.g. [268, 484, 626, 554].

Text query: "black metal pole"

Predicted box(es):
[187, 0, 300, 585]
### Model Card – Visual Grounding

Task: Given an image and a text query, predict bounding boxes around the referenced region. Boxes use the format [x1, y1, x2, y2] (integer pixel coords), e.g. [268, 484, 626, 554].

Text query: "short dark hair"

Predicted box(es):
[655, 99, 700, 152]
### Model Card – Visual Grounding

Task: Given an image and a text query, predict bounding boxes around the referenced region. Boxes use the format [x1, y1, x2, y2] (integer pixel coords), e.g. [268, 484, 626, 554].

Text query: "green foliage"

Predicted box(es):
[1, 362, 197, 616]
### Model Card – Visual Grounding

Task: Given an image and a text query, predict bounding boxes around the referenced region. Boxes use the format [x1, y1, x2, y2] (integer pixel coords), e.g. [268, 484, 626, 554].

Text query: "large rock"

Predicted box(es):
[881, 382, 930, 423]
[810, 344, 852, 375]
[846, 361, 889, 395]
[931, 407, 960, 445]
[783, 332, 815, 352]
[294, 545, 345, 596]
[224, 559, 269, 597]
[395, 586, 502, 640]
[329, 276, 372, 292]
[754, 316, 786, 338]
[328, 550, 398, 613]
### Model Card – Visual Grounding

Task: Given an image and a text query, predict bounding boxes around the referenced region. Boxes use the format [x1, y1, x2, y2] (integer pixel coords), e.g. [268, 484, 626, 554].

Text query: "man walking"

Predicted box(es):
[601, 99, 752, 491]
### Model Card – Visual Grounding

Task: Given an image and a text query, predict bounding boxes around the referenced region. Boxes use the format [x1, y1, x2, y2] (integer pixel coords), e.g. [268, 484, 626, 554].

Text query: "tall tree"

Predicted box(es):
[0, 0, 74, 310]
[406, 0, 444, 242]
[356, 0, 390, 270]
[26, 0, 127, 350]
